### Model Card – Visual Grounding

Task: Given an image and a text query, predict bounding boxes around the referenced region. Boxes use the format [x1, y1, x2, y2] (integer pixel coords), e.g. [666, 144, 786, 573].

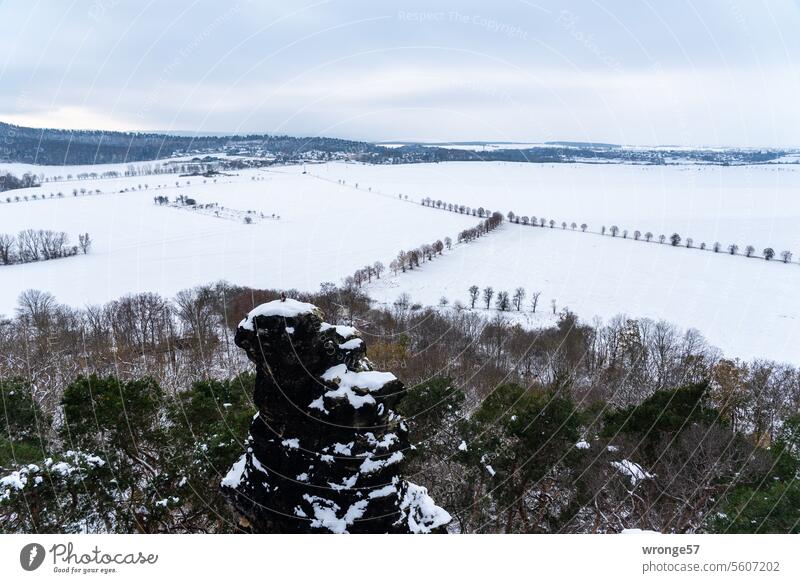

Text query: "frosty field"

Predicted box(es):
[308, 161, 800, 362]
[367, 223, 800, 363]
[0, 166, 474, 311]
[310, 161, 800, 253]
[2, 159, 799, 363]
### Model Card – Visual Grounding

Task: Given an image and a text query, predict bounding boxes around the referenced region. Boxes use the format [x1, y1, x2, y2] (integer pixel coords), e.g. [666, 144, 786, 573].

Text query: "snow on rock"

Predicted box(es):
[222, 299, 450, 533]
[238, 299, 320, 330]
[319, 322, 359, 338]
[575, 440, 591, 450]
[220, 454, 247, 488]
[611, 459, 654, 486]
[338, 338, 363, 350]
[320, 364, 396, 410]
[302, 495, 369, 534]
[397, 483, 452, 534]
[359, 451, 404, 475]
[458, 440, 468, 451]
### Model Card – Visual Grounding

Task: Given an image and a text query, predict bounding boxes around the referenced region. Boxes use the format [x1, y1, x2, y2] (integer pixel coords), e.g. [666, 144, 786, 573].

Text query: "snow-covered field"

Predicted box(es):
[367, 223, 800, 363]
[309, 161, 800, 253]
[0, 166, 474, 312]
[303, 160, 800, 362]
[2, 159, 799, 363]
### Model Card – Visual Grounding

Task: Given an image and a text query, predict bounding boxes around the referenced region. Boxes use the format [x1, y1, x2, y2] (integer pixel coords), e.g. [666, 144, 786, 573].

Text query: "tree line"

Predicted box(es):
[0, 282, 798, 533]
[600, 226, 796, 264]
[424, 198, 796, 267]
[342, 212, 504, 289]
[0, 230, 91, 265]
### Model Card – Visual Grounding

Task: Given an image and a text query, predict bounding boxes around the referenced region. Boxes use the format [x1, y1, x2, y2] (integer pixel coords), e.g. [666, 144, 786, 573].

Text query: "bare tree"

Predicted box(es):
[745, 245, 755, 258]
[495, 291, 510, 311]
[468, 285, 479, 309]
[581, 223, 587, 232]
[17, 229, 40, 262]
[512, 287, 526, 311]
[645, 232, 653, 242]
[634, 230, 641, 241]
[483, 286, 494, 309]
[16, 289, 56, 329]
[397, 250, 407, 272]
[763, 247, 775, 261]
[781, 250, 793, 264]
[551, 298, 557, 314]
[610, 225, 619, 237]
[79, 232, 92, 254]
[0, 233, 15, 264]
[728, 244, 739, 255]
[530, 291, 541, 313]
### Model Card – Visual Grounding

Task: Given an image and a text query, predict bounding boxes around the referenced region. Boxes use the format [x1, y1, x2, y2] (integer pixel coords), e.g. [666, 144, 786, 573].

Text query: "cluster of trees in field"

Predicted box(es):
[0, 282, 798, 533]
[465, 285, 547, 314]
[155, 194, 197, 206]
[0, 230, 91, 265]
[153, 194, 280, 224]
[0, 171, 39, 193]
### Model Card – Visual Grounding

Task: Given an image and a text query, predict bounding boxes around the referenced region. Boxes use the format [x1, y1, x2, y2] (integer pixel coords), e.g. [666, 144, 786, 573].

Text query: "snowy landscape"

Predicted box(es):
[3, 0, 800, 545]
[3, 158, 799, 364]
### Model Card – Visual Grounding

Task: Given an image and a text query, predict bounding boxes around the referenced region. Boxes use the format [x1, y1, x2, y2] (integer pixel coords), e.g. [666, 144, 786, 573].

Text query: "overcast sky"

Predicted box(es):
[1, 0, 799, 146]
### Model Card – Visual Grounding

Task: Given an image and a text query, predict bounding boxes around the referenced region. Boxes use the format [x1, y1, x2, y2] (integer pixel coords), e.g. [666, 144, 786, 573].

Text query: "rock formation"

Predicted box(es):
[221, 298, 450, 533]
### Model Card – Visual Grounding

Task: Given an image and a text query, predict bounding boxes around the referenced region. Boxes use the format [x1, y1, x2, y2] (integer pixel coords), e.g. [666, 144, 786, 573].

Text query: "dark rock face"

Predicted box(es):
[221, 299, 450, 533]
